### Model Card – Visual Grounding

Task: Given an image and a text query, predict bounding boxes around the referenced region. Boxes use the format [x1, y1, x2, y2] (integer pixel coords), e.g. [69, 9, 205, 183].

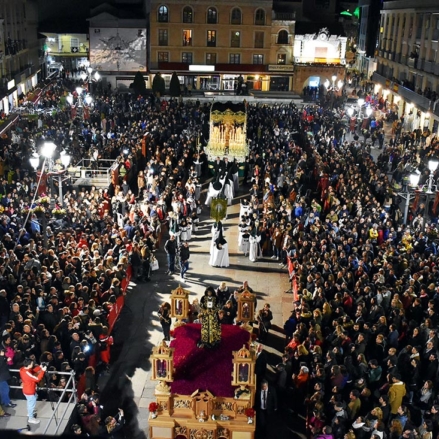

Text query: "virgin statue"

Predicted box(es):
[197, 287, 222, 349]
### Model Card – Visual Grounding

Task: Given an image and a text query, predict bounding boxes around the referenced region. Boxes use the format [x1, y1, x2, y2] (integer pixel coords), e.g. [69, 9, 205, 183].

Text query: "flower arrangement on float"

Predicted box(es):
[244, 407, 255, 424]
[149, 402, 158, 419]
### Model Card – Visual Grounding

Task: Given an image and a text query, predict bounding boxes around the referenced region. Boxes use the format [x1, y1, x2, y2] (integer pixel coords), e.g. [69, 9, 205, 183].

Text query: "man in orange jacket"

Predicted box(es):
[19, 358, 46, 424]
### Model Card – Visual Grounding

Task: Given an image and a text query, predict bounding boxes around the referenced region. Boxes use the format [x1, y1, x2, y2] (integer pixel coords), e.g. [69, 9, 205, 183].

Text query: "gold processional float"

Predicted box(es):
[149, 285, 258, 439]
[205, 101, 249, 164]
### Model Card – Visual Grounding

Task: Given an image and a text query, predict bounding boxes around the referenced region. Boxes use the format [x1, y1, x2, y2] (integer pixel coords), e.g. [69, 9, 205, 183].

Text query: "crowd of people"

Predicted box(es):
[0, 65, 439, 439]
[0, 75, 215, 436]
[228, 101, 439, 439]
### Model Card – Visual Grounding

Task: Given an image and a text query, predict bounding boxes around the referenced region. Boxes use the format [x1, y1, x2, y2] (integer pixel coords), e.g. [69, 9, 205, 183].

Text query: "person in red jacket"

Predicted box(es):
[19, 358, 46, 424]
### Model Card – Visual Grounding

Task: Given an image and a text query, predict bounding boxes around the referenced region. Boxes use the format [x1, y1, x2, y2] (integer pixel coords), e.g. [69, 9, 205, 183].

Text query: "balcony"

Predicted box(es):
[372, 72, 431, 112]
[273, 12, 295, 21]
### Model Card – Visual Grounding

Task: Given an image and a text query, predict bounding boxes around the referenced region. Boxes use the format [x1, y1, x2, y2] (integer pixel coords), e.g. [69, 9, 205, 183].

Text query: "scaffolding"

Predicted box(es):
[9, 369, 77, 435]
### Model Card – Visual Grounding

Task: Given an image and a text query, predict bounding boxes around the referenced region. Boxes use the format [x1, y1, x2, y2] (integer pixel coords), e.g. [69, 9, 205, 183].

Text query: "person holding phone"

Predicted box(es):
[19, 358, 46, 424]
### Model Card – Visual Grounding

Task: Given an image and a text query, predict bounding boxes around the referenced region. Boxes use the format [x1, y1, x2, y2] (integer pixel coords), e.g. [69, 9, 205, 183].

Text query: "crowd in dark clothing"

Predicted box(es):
[0, 79, 216, 436]
[2, 70, 439, 439]
[222, 101, 439, 439]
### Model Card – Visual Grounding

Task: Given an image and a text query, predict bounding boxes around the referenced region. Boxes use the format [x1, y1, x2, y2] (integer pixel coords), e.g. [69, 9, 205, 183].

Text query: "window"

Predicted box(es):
[183, 6, 193, 23]
[229, 53, 241, 64]
[277, 30, 288, 44]
[182, 52, 193, 63]
[255, 9, 265, 25]
[207, 30, 216, 47]
[158, 5, 168, 22]
[158, 52, 169, 62]
[255, 32, 264, 48]
[231, 8, 241, 25]
[71, 37, 79, 53]
[207, 7, 217, 24]
[231, 31, 240, 48]
[253, 54, 264, 64]
[158, 29, 168, 46]
[206, 53, 217, 64]
[277, 54, 286, 64]
[183, 29, 192, 46]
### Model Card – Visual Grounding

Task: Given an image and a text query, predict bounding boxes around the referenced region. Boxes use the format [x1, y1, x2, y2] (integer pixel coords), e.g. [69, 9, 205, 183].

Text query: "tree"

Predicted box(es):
[169, 72, 181, 97]
[152, 72, 166, 97]
[130, 71, 147, 96]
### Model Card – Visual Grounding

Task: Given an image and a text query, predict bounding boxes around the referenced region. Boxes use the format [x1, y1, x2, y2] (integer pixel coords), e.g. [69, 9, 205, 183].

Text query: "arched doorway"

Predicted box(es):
[302, 75, 329, 101]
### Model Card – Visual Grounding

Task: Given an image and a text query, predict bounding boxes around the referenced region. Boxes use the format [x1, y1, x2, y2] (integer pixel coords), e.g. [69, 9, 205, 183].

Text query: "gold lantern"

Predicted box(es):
[151, 340, 175, 395]
[232, 345, 256, 402]
[237, 289, 256, 332]
[170, 285, 190, 327]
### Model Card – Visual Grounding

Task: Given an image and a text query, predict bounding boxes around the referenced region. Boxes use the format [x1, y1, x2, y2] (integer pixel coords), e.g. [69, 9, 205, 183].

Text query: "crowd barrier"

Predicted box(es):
[76, 265, 132, 396]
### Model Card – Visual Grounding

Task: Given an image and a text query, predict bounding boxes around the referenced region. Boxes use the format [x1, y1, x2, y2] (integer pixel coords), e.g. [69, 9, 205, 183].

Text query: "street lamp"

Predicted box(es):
[337, 80, 343, 90]
[60, 151, 71, 168]
[324, 79, 330, 90]
[332, 74, 337, 88]
[84, 95, 93, 106]
[401, 161, 439, 232]
[347, 107, 354, 117]
[29, 153, 39, 171]
[66, 94, 73, 105]
[366, 107, 373, 118]
[41, 141, 56, 159]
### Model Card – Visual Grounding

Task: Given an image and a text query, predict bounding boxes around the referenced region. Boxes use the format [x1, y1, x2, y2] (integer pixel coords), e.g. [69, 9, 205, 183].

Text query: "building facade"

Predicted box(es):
[42, 32, 89, 72]
[291, 24, 347, 95]
[149, 0, 295, 91]
[88, 2, 148, 90]
[374, 0, 439, 133]
[0, 0, 41, 113]
[356, 0, 380, 76]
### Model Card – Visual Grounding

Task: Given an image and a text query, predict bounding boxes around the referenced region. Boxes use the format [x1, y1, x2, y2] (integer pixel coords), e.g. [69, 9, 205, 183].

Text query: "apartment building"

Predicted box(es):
[374, 0, 439, 133]
[149, 0, 295, 91]
[0, 0, 41, 113]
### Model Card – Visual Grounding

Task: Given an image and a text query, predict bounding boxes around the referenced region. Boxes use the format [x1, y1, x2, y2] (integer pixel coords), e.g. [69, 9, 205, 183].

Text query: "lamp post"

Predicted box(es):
[399, 160, 439, 232]
[57, 151, 71, 208]
[332, 74, 337, 89]
[30, 142, 56, 249]
[423, 160, 439, 232]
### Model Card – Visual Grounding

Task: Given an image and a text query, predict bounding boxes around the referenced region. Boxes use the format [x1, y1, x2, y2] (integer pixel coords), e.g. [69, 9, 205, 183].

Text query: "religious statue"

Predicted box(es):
[234, 384, 251, 400]
[197, 287, 221, 349]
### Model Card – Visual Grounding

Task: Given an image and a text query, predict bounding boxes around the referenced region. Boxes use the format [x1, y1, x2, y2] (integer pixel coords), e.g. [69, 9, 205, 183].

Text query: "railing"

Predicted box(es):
[8, 369, 77, 435]
[273, 12, 295, 21]
[68, 158, 117, 186]
[371, 72, 432, 112]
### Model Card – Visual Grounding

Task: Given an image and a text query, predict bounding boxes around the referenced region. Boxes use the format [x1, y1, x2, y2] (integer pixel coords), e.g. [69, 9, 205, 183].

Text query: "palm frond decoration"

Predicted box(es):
[211, 197, 228, 222]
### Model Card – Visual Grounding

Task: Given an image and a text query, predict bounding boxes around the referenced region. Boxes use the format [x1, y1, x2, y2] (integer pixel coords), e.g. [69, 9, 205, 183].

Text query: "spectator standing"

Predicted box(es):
[179, 241, 190, 280]
[19, 358, 46, 424]
[158, 302, 172, 341]
[164, 234, 177, 275]
[0, 348, 15, 409]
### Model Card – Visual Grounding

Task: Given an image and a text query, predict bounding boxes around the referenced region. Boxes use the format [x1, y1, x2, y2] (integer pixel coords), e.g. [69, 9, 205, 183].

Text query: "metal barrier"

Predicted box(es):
[68, 158, 118, 187]
[9, 369, 77, 435]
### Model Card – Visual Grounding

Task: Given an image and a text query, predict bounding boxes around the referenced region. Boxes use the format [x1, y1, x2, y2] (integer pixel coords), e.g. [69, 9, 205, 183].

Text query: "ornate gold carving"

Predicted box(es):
[190, 429, 214, 439]
[210, 109, 246, 125]
[174, 399, 192, 409]
[218, 428, 230, 439]
[214, 401, 233, 411]
[175, 426, 188, 436]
